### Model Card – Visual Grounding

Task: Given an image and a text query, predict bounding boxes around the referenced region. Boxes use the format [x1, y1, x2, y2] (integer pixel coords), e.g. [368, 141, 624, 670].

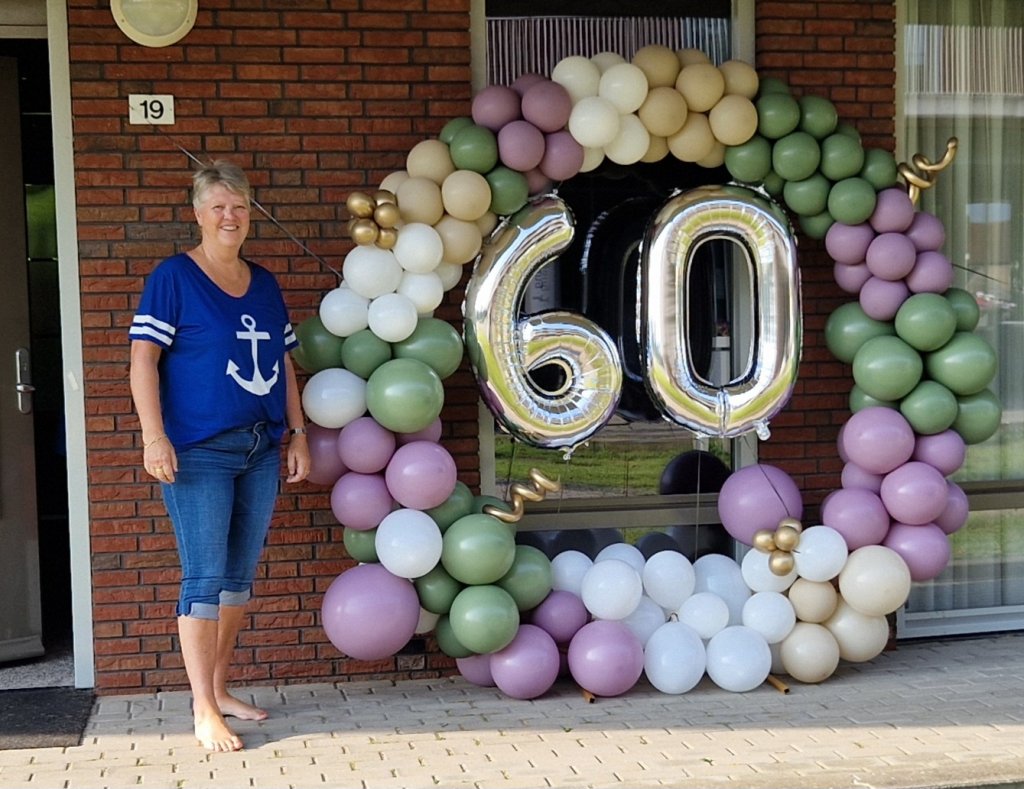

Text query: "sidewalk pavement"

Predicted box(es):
[2, 632, 1024, 789]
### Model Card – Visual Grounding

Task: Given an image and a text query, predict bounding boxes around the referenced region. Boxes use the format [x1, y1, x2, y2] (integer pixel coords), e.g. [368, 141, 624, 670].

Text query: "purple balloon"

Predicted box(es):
[905, 210, 946, 252]
[306, 424, 347, 486]
[384, 440, 457, 510]
[567, 620, 644, 698]
[883, 522, 951, 581]
[859, 276, 910, 320]
[840, 407, 915, 474]
[906, 250, 954, 294]
[530, 590, 590, 644]
[539, 130, 584, 182]
[456, 653, 496, 687]
[489, 624, 561, 700]
[396, 417, 443, 446]
[321, 564, 420, 660]
[521, 79, 573, 133]
[841, 461, 883, 493]
[825, 222, 875, 265]
[471, 85, 521, 131]
[865, 232, 917, 281]
[935, 481, 969, 535]
[331, 472, 394, 530]
[869, 187, 916, 233]
[510, 72, 546, 97]
[913, 429, 966, 477]
[524, 167, 553, 196]
[497, 119, 546, 172]
[717, 464, 803, 545]
[820, 487, 891, 549]
[337, 416, 396, 474]
[880, 461, 950, 525]
[833, 261, 872, 294]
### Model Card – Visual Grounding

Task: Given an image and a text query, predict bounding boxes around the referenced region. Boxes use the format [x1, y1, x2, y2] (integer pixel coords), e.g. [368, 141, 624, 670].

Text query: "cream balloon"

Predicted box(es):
[475, 210, 498, 237]
[675, 63, 725, 112]
[719, 59, 760, 99]
[787, 578, 838, 624]
[379, 170, 409, 195]
[393, 222, 444, 273]
[435, 261, 464, 290]
[406, 138, 455, 184]
[342, 244, 403, 299]
[696, 140, 726, 168]
[367, 292, 419, 343]
[397, 270, 444, 315]
[779, 622, 840, 684]
[667, 112, 716, 162]
[441, 170, 491, 222]
[568, 96, 621, 148]
[551, 55, 601, 103]
[641, 135, 670, 163]
[396, 176, 444, 225]
[598, 63, 649, 114]
[434, 214, 483, 265]
[319, 285, 369, 337]
[632, 44, 680, 88]
[676, 47, 711, 67]
[604, 113, 650, 165]
[579, 145, 606, 173]
[591, 50, 626, 73]
[838, 545, 912, 617]
[638, 86, 689, 137]
[824, 599, 890, 662]
[709, 94, 758, 146]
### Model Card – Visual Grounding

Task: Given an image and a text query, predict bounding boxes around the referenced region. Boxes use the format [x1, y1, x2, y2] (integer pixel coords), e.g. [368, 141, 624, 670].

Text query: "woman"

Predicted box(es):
[129, 160, 311, 752]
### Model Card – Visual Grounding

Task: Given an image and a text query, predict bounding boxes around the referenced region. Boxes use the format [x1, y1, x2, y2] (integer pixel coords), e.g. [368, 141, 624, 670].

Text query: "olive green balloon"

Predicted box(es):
[343, 526, 379, 563]
[850, 384, 897, 413]
[724, 134, 772, 184]
[762, 170, 785, 197]
[440, 116, 474, 145]
[292, 315, 345, 373]
[771, 131, 821, 182]
[852, 335, 923, 401]
[953, 389, 1002, 445]
[925, 332, 998, 396]
[497, 545, 553, 611]
[825, 302, 895, 363]
[834, 122, 862, 143]
[426, 480, 475, 533]
[899, 380, 959, 435]
[860, 147, 899, 190]
[827, 177, 877, 225]
[392, 317, 465, 379]
[414, 563, 464, 614]
[894, 293, 957, 352]
[944, 287, 981, 331]
[756, 92, 801, 139]
[783, 172, 831, 216]
[758, 76, 792, 95]
[798, 209, 835, 240]
[486, 166, 529, 216]
[820, 133, 865, 181]
[365, 357, 444, 433]
[449, 124, 499, 173]
[448, 585, 520, 654]
[341, 328, 392, 379]
[441, 513, 516, 585]
[798, 94, 839, 139]
[435, 614, 475, 658]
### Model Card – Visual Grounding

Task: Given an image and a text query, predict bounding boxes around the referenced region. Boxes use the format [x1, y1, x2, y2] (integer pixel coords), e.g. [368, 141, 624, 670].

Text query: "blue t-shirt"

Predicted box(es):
[130, 253, 298, 450]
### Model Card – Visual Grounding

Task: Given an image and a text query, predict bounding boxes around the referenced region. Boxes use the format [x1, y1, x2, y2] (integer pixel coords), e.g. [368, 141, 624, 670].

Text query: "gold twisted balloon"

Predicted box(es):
[345, 189, 399, 249]
[483, 468, 562, 523]
[752, 516, 803, 576]
[898, 137, 958, 205]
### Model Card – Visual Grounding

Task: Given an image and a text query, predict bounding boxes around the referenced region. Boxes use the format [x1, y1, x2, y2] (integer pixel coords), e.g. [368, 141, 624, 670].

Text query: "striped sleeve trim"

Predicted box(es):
[130, 315, 175, 346]
[284, 322, 298, 349]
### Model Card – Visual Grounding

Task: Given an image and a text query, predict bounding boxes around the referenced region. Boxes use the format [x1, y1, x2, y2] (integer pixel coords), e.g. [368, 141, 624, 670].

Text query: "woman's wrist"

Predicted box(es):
[289, 426, 307, 437]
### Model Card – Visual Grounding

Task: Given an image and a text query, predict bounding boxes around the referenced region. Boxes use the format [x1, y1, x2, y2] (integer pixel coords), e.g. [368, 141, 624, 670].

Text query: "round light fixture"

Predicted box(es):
[111, 0, 197, 47]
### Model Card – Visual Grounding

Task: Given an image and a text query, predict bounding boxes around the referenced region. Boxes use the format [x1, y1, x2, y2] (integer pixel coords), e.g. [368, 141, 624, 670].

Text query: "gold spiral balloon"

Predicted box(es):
[483, 468, 562, 524]
[898, 137, 958, 205]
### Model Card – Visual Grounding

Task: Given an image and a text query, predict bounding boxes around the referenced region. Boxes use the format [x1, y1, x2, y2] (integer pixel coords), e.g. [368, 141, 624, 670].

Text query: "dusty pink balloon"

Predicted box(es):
[905, 210, 946, 251]
[539, 130, 585, 181]
[859, 276, 910, 320]
[834, 261, 871, 294]
[880, 461, 949, 525]
[865, 232, 917, 281]
[912, 429, 966, 476]
[869, 187, 916, 233]
[521, 79, 573, 133]
[820, 487, 891, 550]
[935, 481, 969, 535]
[883, 522, 951, 581]
[825, 222, 875, 265]
[471, 84, 521, 131]
[906, 250, 954, 293]
[841, 461, 883, 493]
[840, 406, 915, 474]
[497, 119, 546, 171]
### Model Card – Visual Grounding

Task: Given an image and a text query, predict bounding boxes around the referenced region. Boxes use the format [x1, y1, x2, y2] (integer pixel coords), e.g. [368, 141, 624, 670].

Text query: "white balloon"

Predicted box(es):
[301, 367, 367, 429]
[642, 550, 696, 611]
[367, 292, 418, 343]
[643, 621, 706, 694]
[693, 554, 750, 625]
[794, 525, 850, 582]
[705, 625, 772, 692]
[595, 542, 646, 573]
[590, 50, 627, 73]
[551, 550, 593, 597]
[598, 63, 649, 114]
[579, 145, 606, 173]
[397, 271, 444, 315]
[621, 595, 667, 646]
[415, 607, 440, 635]
[580, 559, 642, 620]
[568, 96, 621, 148]
[436, 261, 465, 291]
[604, 113, 651, 165]
[375, 508, 442, 579]
[740, 547, 797, 593]
[342, 244, 403, 298]
[393, 222, 444, 273]
[675, 591, 729, 640]
[741, 591, 796, 644]
[551, 55, 601, 103]
[319, 286, 369, 337]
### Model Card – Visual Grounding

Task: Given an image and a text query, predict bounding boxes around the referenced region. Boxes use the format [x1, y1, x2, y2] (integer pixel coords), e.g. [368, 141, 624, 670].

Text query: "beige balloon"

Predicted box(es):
[591, 50, 626, 73]
[604, 113, 650, 165]
[676, 63, 726, 113]
[824, 599, 890, 662]
[441, 169, 491, 223]
[697, 139, 726, 168]
[779, 622, 840, 684]
[641, 135, 670, 163]
[475, 210, 498, 237]
[632, 44, 680, 88]
[667, 112, 716, 163]
[838, 545, 912, 617]
[434, 214, 483, 265]
[719, 60, 760, 99]
[676, 47, 711, 67]
[395, 176, 445, 226]
[788, 578, 838, 624]
[406, 139, 455, 185]
[709, 94, 759, 146]
[379, 170, 410, 195]
[579, 145, 606, 173]
[638, 86, 689, 137]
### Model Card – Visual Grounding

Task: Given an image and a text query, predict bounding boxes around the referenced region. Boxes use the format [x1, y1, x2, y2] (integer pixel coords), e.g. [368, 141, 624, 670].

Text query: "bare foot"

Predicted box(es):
[217, 692, 269, 722]
[194, 710, 244, 752]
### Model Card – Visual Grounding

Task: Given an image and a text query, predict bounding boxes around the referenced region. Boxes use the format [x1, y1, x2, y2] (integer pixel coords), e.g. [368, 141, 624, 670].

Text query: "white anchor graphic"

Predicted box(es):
[226, 314, 279, 396]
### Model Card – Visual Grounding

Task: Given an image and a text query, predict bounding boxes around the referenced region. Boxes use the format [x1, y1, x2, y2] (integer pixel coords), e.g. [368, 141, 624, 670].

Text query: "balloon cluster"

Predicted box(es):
[345, 189, 400, 249]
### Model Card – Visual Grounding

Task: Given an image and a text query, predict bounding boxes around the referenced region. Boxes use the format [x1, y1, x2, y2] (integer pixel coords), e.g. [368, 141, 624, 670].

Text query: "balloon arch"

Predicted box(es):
[292, 46, 1001, 698]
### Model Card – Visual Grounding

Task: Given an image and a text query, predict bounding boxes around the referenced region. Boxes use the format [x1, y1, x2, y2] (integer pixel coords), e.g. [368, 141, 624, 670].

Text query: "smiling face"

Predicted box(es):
[194, 183, 251, 252]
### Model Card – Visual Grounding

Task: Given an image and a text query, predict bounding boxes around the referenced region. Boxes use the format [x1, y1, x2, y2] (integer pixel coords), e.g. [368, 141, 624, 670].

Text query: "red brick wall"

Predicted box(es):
[69, 0, 895, 693]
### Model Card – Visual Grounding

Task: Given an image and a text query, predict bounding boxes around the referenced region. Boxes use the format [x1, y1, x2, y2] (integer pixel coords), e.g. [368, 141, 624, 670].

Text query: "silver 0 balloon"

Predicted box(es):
[463, 196, 623, 449]
[641, 185, 802, 438]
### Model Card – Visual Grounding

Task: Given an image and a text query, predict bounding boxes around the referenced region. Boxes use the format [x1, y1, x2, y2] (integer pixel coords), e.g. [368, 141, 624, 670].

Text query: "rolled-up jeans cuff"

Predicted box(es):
[220, 588, 250, 607]
[183, 602, 220, 621]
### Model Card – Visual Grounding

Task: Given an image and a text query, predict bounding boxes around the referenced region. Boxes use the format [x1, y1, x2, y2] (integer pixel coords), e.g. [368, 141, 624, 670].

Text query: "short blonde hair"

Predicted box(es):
[192, 160, 252, 211]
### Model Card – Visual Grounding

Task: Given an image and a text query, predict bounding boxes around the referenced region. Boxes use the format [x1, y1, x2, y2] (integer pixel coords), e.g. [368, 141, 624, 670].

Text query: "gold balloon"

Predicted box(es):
[774, 525, 802, 552]
[769, 550, 795, 576]
[778, 517, 803, 533]
[349, 218, 379, 245]
[376, 227, 398, 250]
[346, 191, 375, 219]
[752, 529, 777, 553]
[374, 189, 397, 205]
[374, 202, 401, 229]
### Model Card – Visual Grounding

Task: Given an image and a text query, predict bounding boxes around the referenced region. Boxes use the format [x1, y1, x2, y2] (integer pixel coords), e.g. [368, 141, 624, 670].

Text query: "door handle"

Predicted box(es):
[15, 348, 33, 414]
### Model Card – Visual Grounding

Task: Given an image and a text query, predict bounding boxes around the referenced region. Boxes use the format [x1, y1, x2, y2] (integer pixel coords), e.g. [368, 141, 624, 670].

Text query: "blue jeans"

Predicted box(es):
[162, 423, 281, 620]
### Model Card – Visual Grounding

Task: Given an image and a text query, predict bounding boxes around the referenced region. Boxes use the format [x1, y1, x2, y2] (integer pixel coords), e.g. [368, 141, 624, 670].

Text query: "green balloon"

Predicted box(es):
[827, 177, 877, 225]
[783, 172, 831, 216]
[894, 293, 957, 352]
[341, 328, 392, 379]
[448, 585, 520, 654]
[925, 332, 998, 396]
[497, 545, 552, 611]
[944, 287, 981, 331]
[758, 76, 792, 95]
[953, 389, 1002, 445]
[449, 124, 498, 173]
[343, 526, 379, 563]
[756, 92, 801, 139]
[435, 614, 474, 658]
[860, 147, 900, 190]
[798, 95, 838, 139]
[834, 122, 862, 143]
[414, 563, 464, 614]
[850, 384, 897, 413]
[365, 357, 444, 433]
[292, 315, 345, 373]
[819, 133, 865, 181]
[825, 302, 895, 363]
[724, 134, 772, 184]
[899, 380, 958, 435]
[392, 317, 464, 379]
[771, 132, 821, 181]
[440, 116, 474, 145]
[762, 170, 785, 197]
[442, 513, 516, 585]
[798, 209, 835, 240]
[852, 335, 923, 401]
[486, 166, 529, 216]
[426, 481, 475, 532]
